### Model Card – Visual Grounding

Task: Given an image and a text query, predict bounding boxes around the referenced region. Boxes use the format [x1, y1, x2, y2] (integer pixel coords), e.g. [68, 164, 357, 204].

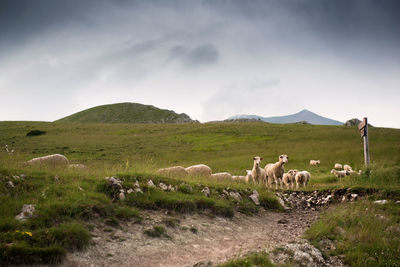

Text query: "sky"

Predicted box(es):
[0, 0, 399, 128]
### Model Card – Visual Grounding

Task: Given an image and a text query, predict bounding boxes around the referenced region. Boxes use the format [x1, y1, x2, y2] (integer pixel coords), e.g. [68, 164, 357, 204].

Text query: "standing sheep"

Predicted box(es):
[185, 164, 212, 177]
[295, 170, 311, 189]
[334, 163, 343, 169]
[309, 160, 320, 166]
[331, 169, 349, 178]
[282, 169, 298, 189]
[251, 156, 266, 185]
[265, 154, 288, 189]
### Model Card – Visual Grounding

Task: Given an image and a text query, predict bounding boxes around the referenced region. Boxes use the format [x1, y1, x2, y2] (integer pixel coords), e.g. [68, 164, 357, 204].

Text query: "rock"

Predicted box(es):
[119, 192, 125, 201]
[350, 193, 358, 201]
[15, 204, 35, 221]
[249, 192, 260, 205]
[229, 191, 242, 202]
[374, 200, 388, 205]
[6, 181, 15, 188]
[252, 190, 259, 198]
[134, 180, 140, 188]
[168, 184, 175, 191]
[277, 197, 291, 210]
[127, 188, 134, 194]
[193, 260, 212, 267]
[272, 240, 325, 267]
[222, 189, 229, 196]
[159, 182, 168, 191]
[147, 180, 155, 188]
[108, 177, 123, 189]
[134, 187, 144, 194]
[278, 218, 289, 224]
[396, 200, 400, 204]
[201, 187, 210, 197]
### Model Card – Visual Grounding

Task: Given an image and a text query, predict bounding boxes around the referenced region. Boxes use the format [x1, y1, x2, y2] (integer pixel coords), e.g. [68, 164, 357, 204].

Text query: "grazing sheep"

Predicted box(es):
[157, 166, 188, 177]
[295, 170, 311, 189]
[331, 169, 349, 178]
[334, 163, 343, 169]
[282, 169, 298, 189]
[26, 154, 69, 167]
[265, 154, 288, 189]
[211, 172, 233, 180]
[343, 164, 353, 172]
[232, 175, 246, 181]
[309, 160, 320, 166]
[185, 164, 212, 177]
[252, 156, 267, 185]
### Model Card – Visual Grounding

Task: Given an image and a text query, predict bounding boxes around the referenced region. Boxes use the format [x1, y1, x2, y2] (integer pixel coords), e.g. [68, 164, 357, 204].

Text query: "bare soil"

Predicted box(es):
[61, 207, 323, 267]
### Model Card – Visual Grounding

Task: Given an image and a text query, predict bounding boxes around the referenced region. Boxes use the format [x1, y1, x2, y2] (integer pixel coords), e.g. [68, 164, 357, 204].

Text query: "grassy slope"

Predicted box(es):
[0, 121, 399, 265]
[55, 102, 193, 123]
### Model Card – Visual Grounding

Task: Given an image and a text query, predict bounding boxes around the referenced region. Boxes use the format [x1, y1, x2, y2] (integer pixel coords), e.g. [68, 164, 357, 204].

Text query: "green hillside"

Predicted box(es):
[56, 102, 196, 123]
[1, 121, 399, 265]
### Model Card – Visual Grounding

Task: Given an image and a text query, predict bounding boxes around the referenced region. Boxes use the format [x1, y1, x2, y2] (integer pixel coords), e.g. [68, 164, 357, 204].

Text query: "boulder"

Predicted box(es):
[15, 204, 35, 221]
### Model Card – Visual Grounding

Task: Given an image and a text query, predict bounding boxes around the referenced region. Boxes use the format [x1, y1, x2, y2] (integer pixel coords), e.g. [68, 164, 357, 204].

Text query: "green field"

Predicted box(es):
[0, 121, 399, 265]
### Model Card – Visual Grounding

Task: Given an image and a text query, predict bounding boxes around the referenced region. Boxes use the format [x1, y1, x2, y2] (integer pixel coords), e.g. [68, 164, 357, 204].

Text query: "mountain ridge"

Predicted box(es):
[227, 109, 343, 125]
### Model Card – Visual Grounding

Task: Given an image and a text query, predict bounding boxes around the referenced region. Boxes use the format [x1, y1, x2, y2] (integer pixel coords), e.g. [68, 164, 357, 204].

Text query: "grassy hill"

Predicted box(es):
[56, 102, 196, 123]
[0, 121, 399, 265]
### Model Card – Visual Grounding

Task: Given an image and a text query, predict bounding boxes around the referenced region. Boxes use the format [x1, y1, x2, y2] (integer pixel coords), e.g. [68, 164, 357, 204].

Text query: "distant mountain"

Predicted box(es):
[56, 102, 197, 123]
[227, 109, 343, 125]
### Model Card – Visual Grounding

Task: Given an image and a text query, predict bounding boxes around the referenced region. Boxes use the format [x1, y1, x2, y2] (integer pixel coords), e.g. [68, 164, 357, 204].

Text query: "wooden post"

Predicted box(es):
[358, 117, 370, 167]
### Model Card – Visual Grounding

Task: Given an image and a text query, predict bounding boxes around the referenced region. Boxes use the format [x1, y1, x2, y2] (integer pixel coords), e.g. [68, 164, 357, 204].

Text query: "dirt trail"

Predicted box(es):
[62, 207, 322, 267]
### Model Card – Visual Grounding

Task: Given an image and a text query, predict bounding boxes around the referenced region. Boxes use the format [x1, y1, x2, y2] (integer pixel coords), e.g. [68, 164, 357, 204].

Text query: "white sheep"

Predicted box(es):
[331, 169, 349, 178]
[252, 156, 266, 185]
[244, 170, 253, 184]
[211, 172, 232, 180]
[26, 154, 69, 167]
[334, 163, 343, 169]
[282, 169, 298, 189]
[309, 160, 320, 166]
[157, 166, 188, 177]
[343, 164, 353, 172]
[265, 154, 288, 189]
[68, 164, 87, 170]
[295, 170, 311, 189]
[185, 164, 212, 177]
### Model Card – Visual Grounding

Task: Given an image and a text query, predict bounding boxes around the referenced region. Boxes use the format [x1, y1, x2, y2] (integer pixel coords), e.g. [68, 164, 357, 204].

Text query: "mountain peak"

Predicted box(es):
[227, 109, 343, 125]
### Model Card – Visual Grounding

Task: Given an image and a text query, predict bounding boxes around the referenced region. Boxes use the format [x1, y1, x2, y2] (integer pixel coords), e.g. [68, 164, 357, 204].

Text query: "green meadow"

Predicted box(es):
[0, 121, 399, 265]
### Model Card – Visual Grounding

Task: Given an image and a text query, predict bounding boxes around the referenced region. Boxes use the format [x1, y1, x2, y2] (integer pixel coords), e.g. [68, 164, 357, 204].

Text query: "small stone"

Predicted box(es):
[278, 218, 288, 224]
[134, 187, 144, 194]
[15, 204, 35, 221]
[350, 193, 358, 201]
[134, 180, 140, 188]
[249, 193, 260, 205]
[127, 188, 134, 194]
[229, 191, 242, 202]
[395, 200, 400, 204]
[201, 187, 210, 197]
[147, 180, 155, 188]
[374, 200, 388, 205]
[159, 182, 168, 191]
[119, 192, 125, 201]
[222, 189, 229, 196]
[6, 181, 15, 188]
[252, 190, 259, 198]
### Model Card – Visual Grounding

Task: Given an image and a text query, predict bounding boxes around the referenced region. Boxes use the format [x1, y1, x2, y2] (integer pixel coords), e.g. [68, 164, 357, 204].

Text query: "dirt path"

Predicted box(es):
[61, 207, 322, 267]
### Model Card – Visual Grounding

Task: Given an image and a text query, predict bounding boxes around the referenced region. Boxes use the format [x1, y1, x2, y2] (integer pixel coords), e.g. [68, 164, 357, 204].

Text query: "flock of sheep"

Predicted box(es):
[23, 153, 361, 191]
[158, 155, 361, 190]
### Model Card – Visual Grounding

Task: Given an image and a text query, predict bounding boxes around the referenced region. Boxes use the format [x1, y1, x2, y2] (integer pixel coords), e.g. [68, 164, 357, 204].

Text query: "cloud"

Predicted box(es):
[169, 44, 219, 68]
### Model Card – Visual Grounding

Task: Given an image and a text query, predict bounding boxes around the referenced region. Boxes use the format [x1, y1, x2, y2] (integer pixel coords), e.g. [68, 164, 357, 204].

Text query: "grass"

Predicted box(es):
[305, 199, 400, 266]
[144, 225, 169, 238]
[0, 120, 399, 265]
[217, 252, 274, 267]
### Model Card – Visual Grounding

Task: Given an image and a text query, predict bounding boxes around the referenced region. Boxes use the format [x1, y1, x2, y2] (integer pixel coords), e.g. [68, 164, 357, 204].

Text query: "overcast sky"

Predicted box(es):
[1, 0, 399, 128]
